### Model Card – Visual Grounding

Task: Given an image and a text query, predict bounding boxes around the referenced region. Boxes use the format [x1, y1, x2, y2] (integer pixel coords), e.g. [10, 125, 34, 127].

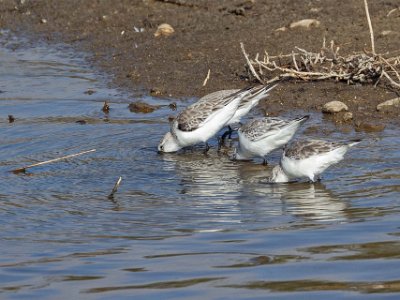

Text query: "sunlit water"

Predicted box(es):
[0, 34, 400, 299]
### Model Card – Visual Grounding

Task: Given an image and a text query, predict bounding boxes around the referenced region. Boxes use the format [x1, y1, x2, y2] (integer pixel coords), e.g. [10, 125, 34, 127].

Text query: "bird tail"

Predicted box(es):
[295, 115, 310, 124]
[245, 82, 279, 103]
[348, 139, 362, 147]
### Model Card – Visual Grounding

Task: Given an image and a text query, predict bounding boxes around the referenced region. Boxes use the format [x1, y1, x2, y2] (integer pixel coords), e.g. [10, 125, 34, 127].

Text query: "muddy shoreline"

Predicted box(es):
[0, 0, 399, 128]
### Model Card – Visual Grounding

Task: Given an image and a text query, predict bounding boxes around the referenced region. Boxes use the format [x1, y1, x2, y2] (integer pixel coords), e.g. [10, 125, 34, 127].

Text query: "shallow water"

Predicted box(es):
[0, 36, 400, 299]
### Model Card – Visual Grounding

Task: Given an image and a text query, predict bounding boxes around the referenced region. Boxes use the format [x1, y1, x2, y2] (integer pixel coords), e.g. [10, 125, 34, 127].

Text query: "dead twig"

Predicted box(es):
[240, 42, 264, 83]
[364, 0, 375, 55]
[108, 176, 122, 198]
[11, 149, 96, 173]
[202, 69, 211, 86]
[243, 41, 400, 88]
[387, 7, 399, 17]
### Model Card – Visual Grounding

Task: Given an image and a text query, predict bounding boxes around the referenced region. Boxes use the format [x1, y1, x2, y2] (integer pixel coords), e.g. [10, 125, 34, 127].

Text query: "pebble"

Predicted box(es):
[355, 121, 385, 133]
[322, 101, 348, 113]
[376, 97, 400, 111]
[102, 101, 110, 113]
[154, 23, 174, 37]
[84, 89, 96, 95]
[128, 101, 160, 113]
[289, 19, 320, 29]
[342, 112, 353, 121]
[380, 30, 395, 36]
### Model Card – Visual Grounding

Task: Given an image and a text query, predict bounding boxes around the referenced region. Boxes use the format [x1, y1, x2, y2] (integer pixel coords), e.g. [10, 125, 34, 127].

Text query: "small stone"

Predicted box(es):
[290, 19, 320, 29]
[168, 102, 177, 111]
[76, 120, 87, 125]
[8, 115, 15, 123]
[355, 121, 385, 133]
[376, 97, 400, 111]
[150, 88, 162, 96]
[154, 23, 174, 37]
[228, 7, 245, 16]
[310, 7, 322, 13]
[128, 101, 160, 113]
[40, 18, 47, 24]
[102, 101, 110, 113]
[126, 71, 140, 78]
[322, 101, 348, 114]
[275, 26, 287, 32]
[331, 111, 353, 123]
[380, 30, 394, 36]
[342, 112, 353, 121]
[84, 89, 96, 95]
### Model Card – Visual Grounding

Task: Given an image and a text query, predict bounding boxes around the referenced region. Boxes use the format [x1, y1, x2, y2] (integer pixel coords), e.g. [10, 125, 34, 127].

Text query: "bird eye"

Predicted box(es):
[160, 145, 164, 151]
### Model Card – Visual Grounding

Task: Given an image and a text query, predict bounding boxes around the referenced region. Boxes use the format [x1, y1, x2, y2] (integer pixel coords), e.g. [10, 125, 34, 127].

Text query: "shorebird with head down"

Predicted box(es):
[158, 84, 276, 153]
[270, 139, 361, 183]
[232, 115, 309, 164]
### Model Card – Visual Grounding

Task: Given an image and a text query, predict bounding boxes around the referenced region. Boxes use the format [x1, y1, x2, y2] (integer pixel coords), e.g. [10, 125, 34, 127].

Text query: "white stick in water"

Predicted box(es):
[109, 176, 122, 198]
[11, 149, 96, 173]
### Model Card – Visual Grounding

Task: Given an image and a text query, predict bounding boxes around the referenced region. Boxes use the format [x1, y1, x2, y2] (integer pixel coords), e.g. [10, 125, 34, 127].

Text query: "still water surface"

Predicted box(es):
[0, 36, 400, 299]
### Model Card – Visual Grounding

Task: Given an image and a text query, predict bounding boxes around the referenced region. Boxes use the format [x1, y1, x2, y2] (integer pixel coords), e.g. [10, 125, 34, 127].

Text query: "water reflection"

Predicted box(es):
[2, 34, 400, 300]
[252, 183, 348, 222]
[160, 151, 242, 197]
[159, 149, 349, 225]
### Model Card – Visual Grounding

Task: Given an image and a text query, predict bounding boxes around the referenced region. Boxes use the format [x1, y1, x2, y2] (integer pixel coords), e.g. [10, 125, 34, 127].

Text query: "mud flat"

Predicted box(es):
[0, 0, 399, 126]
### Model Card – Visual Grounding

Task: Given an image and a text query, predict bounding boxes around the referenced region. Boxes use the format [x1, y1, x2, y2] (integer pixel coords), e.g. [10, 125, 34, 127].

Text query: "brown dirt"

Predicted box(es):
[0, 0, 399, 127]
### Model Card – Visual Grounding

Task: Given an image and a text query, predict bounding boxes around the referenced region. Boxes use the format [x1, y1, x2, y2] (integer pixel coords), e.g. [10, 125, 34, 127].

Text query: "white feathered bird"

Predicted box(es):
[271, 139, 361, 183]
[233, 115, 309, 164]
[158, 85, 273, 153]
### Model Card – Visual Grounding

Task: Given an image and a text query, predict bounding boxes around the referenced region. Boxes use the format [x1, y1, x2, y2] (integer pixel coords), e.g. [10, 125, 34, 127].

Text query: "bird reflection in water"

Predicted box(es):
[252, 182, 348, 223]
[159, 150, 348, 224]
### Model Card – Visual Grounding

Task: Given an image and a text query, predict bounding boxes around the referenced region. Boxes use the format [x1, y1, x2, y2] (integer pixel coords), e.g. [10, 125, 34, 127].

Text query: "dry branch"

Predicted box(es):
[240, 0, 400, 90]
[241, 42, 400, 89]
[364, 0, 375, 55]
[108, 176, 122, 198]
[11, 149, 96, 173]
[202, 69, 211, 86]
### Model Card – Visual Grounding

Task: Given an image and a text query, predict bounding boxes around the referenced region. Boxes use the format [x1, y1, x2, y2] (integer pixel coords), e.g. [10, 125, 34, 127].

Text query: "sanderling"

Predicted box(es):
[232, 115, 309, 163]
[270, 139, 361, 183]
[158, 85, 272, 153]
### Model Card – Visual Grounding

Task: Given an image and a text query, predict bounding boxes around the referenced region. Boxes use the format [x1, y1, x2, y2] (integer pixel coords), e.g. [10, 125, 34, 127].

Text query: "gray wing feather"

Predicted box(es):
[176, 88, 247, 132]
[285, 140, 344, 159]
[240, 117, 290, 141]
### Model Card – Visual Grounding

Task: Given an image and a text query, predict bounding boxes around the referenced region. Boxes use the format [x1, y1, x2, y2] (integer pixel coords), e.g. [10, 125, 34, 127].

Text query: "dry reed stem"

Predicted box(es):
[240, 42, 264, 83]
[11, 149, 96, 173]
[202, 69, 211, 86]
[108, 176, 122, 198]
[364, 0, 375, 55]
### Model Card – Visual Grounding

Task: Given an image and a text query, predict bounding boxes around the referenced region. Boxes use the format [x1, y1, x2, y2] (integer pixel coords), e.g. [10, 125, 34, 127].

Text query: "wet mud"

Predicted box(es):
[0, 0, 399, 126]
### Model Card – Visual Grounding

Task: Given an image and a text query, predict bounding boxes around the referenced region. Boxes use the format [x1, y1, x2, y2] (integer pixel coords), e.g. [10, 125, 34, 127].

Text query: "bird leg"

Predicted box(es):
[217, 137, 223, 151]
[203, 142, 210, 154]
[220, 125, 234, 142]
[262, 158, 268, 165]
